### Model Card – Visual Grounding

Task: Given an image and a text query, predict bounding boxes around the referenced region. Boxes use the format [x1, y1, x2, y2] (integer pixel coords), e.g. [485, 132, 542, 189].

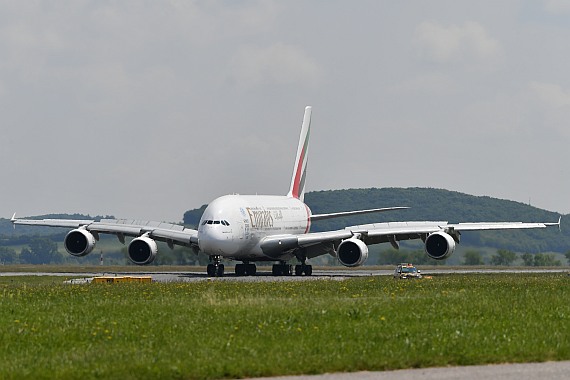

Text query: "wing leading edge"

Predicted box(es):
[11, 216, 199, 247]
[260, 218, 561, 261]
[310, 206, 409, 221]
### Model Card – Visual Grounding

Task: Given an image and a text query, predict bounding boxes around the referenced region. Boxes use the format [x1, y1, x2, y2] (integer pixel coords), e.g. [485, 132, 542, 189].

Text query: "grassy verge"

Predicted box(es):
[0, 274, 569, 379]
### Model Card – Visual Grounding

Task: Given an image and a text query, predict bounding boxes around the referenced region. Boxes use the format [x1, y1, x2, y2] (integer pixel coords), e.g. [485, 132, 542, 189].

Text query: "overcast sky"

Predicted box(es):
[2, 1, 570, 222]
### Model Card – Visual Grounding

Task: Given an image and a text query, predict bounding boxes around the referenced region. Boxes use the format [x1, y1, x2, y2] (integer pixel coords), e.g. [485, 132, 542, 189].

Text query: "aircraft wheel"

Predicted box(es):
[272, 264, 282, 276]
[207, 264, 216, 276]
[246, 263, 256, 276]
[216, 264, 225, 277]
[235, 264, 245, 276]
[295, 265, 303, 276]
[304, 265, 313, 276]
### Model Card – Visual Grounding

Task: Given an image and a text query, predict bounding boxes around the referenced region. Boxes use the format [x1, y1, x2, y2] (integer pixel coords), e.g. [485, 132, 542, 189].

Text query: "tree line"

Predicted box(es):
[2, 187, 569, 266]
[1, 236, 569, 267]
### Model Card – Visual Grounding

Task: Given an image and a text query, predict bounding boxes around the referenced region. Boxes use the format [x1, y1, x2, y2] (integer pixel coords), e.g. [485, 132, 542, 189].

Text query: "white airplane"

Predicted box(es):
[11, 106, 560, 276]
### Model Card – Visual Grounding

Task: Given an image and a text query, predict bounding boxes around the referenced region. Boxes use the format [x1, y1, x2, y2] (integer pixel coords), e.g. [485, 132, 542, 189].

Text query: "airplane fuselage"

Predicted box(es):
[197, 195, 311, 260]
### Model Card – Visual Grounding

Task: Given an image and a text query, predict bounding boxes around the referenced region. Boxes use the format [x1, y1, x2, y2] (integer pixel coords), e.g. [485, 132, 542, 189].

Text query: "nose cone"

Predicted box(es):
[199, 224, 233, 255]
[198, 195, 246, 256]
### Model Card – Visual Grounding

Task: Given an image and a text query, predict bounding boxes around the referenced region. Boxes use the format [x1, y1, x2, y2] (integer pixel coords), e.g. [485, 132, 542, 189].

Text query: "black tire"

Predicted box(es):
[235, 264, 245, 276]
[304, 265, 313, 276]
[272, 264, 282, 276]
[295, 265, 303, 276]
[246, 264, 257, 276]
[217, 264, 225, 277]
[207, 264, 216, 276]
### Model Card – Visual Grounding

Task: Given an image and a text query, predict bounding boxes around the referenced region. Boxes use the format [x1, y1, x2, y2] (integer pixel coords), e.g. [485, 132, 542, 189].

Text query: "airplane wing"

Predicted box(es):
[260, 218, 561, 260]
[10, 215, 199, 247]
[349, 219, 561, 243]
[310, 207, 409, 221]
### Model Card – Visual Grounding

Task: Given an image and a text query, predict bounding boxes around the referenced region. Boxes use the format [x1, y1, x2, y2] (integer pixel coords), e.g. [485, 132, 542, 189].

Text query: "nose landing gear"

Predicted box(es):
[207, 255, 225, 277]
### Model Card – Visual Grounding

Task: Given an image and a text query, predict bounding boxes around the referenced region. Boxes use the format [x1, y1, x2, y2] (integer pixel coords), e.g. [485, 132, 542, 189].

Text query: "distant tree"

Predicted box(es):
[154, 247, 202, 265]
[20, 238, 63, 264]
[376, 249, 446, 266]
[377, 249, 406, 265]
[20, 247, 37, 264]
[490, 249, 517, 266]
[521, 253, 534, 266]
[406, 250, 448, 265]
[0, 247, 17, 264]
[565, 251, 570, 265]
[533, 253, 561, 267]
[463, 250, 484, 265]
[183, 205, 207, 227]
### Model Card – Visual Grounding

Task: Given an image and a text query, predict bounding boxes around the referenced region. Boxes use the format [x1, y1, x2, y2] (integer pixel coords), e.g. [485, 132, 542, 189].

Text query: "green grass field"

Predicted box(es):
[1, 274, 569, 379]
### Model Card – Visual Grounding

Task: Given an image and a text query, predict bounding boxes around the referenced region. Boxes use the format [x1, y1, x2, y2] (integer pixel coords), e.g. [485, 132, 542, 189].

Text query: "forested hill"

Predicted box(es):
[1, 188, 566, 254]
[184, 187, 568, 254]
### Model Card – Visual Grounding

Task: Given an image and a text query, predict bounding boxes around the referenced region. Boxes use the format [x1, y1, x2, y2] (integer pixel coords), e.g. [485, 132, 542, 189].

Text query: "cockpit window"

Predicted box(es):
[202, 220, 230, 226]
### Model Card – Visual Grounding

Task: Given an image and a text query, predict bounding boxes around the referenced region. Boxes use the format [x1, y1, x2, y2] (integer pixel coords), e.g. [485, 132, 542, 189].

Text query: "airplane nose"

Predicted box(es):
[199, 226, 234, 255]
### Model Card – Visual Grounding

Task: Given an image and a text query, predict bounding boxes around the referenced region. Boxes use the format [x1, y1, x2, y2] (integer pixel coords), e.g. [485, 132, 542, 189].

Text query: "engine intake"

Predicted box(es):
[337, 238, 369, 267]
[64, 229, 96, 257]
[128, 236, 158, 265]
[425, 231, 456, 260]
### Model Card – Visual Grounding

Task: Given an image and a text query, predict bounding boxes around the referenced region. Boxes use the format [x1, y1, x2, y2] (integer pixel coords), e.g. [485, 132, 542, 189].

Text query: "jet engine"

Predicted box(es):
[128, 236, 158, 265]
[424, 231, 456, 260]
[64, 229, 96, 257]
[337, 238, 369, 267]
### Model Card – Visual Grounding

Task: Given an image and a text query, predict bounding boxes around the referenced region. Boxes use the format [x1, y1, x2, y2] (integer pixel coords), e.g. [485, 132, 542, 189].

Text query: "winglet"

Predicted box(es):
[546, 216, 562, 232]
[11, 213, 16, 222]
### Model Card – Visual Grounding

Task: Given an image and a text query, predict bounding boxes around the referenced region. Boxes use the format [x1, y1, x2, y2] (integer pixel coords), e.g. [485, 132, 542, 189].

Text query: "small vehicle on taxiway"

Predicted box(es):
[394, 263, 422, 279]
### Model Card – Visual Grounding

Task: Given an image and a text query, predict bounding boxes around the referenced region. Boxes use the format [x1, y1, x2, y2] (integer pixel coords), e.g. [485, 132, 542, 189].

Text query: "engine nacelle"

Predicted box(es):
[337, 238, 369, 267]
[64, 229, 96, 257]
[425, 231, 456, 260]
[128, 236, 158, 265]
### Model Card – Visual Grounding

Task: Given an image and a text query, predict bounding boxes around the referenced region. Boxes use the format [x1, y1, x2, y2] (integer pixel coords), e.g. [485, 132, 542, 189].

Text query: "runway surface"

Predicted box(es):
[250, 360, 570, 380]
[1, 268, 568, 283]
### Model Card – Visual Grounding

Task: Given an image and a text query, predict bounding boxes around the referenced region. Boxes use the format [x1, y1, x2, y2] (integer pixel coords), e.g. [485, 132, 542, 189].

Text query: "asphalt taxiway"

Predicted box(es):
[250, 360, 570, 380]
[1, 268, 567, 283]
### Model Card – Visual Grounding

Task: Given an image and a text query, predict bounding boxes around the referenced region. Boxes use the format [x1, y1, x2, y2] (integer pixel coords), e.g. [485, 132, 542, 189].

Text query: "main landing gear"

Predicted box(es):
[272, 261, 313, 276]
[207, 255, 224, 277]
[295, 263, 313, 276]
[291, 249, 313, 276]
[207, 257, 311, 277]
[235, 262, 257, 276]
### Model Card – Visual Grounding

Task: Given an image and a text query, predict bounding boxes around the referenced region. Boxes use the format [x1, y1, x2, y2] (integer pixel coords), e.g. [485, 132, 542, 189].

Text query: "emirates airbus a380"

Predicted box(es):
[11, 106, 560, 276]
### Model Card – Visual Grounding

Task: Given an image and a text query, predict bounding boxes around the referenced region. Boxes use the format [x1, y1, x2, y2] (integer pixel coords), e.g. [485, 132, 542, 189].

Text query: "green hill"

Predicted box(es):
[2, 188, 567, 261]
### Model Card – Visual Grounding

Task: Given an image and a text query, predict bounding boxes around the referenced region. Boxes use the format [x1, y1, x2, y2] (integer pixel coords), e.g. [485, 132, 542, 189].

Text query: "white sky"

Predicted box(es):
[2, 1, 570, 222]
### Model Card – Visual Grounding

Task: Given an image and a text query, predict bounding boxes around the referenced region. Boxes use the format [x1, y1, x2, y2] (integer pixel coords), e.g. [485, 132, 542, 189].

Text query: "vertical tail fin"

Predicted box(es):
[288, 106, 312, 201]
